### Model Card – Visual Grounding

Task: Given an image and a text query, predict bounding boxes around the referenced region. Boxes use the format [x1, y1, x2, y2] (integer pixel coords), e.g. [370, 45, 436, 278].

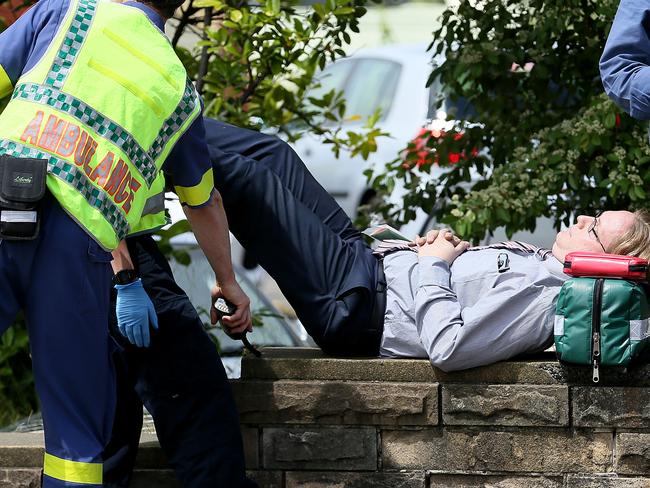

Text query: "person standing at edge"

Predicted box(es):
[0, 1, 251, 487]
[600, 0, 650, 121]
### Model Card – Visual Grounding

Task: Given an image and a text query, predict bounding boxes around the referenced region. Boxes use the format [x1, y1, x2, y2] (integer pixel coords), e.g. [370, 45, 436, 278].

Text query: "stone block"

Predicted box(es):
[233, 380, 438, 426]
[240, 348, 650, 386]
[286, 471, 426, 487]
[262, 427, 377, 470]
[427, 474, 562, 487]
[566, 475, 650, 487]
[248, 470, 283, 488]
[0, 469, 41, 488]
[573, 387, 650, 427]
[442, 385, 568, 426]
[242, 427, 259, 469]
[615, 433, 650, 474]
[0, 433, 44, 468]
[382, 428, 612, 472]
[0, 447, 42, 469]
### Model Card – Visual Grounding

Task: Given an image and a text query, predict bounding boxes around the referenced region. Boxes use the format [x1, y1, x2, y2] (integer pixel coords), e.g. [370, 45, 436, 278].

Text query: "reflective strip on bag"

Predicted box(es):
[554, 315, 565, 336]
[630, 319, 650, 341]
[43, 452, 102, 485]
[0, 211, 37, 223]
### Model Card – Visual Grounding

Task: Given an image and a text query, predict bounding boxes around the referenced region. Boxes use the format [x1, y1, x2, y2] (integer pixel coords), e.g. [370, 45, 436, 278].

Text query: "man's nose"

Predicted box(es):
[576, 215, 590, 228]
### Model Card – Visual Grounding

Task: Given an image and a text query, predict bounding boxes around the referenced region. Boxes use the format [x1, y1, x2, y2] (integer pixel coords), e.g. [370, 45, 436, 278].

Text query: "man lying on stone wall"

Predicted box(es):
[207, 118, 650, 372]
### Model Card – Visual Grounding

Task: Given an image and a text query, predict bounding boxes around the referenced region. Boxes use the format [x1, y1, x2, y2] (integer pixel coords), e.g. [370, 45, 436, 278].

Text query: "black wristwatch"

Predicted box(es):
[112, 269, 139, 286]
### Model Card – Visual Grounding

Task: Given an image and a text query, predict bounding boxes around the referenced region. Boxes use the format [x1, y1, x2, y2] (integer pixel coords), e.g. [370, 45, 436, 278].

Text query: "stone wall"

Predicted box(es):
[3, 347, 650, 487]
[235, 347, 650, 488]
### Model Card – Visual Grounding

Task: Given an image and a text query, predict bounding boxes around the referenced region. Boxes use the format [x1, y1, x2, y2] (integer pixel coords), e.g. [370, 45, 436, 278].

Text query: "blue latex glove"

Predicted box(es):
[114, 279, 158, 347]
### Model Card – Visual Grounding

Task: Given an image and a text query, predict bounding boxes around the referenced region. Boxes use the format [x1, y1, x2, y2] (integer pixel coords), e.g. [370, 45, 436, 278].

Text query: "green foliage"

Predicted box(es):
[155, 219, 193, 266]
[0, 317, 38, 427]
[367, 0, 648, 241]
[178, 0, 386, 159]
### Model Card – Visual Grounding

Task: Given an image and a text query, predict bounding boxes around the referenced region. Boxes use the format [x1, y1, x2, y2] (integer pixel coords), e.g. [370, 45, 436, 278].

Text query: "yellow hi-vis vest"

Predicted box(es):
[0, 0, 202, 250]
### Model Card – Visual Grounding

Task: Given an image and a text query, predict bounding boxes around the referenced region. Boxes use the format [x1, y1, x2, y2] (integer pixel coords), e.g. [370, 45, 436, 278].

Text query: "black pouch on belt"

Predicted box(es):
[0, 155, 47, 240]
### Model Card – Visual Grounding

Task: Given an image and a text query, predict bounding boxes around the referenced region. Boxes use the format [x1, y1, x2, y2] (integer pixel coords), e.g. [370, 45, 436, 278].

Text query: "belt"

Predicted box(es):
[367, 258, 387, 354]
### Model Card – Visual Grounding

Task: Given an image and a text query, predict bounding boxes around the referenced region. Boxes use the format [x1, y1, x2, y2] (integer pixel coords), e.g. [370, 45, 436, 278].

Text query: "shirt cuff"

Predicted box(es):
[0, 65, 13, 99]
[174, 168, 214, 208]
[630, 68, 650, 120]
[418, 255, 451, 288]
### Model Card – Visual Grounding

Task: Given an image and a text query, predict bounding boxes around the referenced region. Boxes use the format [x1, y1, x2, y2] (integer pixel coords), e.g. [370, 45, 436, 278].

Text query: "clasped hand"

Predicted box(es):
[414, 229, 470, 265]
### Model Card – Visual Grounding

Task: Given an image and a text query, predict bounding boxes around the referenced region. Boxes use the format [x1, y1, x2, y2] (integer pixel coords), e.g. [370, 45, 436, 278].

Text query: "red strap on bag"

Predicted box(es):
[563, 251, 648, 280]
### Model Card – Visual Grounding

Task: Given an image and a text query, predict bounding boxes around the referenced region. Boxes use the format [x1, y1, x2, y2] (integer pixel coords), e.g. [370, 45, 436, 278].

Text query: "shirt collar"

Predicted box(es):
[542, 256, 569, 281]
[122, 2, 166, 31]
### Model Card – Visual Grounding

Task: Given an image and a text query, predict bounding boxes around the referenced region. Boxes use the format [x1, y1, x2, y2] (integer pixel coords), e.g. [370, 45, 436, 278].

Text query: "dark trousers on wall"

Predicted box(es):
[205, 119, 382, 356]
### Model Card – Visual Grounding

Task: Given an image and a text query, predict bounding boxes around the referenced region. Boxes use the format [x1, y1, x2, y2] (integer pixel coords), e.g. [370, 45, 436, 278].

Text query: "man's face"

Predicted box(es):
[552, 210, 635, 261]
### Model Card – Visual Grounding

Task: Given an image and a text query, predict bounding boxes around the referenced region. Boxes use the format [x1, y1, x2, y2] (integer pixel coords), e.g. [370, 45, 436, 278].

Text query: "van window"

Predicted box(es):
[310, 59, 356, 99]
[342, 58, 401, 122]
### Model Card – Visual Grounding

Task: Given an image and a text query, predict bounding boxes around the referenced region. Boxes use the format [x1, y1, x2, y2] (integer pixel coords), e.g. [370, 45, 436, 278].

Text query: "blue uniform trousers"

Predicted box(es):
[0, 196, 114, 488]
[103, 235, 256, 488]
[205, 119, 382, 356]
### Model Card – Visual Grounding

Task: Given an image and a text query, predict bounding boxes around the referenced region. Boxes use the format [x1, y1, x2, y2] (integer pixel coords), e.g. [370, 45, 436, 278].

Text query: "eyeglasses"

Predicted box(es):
[587, 210, 606, 253]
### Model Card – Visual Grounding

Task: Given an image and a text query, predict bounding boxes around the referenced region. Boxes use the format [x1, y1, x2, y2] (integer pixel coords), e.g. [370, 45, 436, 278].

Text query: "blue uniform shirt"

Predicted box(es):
[0, 0, 214, 207]
[600, 0, 650, 120]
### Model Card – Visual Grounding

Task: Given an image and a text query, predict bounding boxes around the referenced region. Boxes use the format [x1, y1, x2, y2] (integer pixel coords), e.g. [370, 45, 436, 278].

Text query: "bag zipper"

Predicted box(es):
[592, 278, 603, 383]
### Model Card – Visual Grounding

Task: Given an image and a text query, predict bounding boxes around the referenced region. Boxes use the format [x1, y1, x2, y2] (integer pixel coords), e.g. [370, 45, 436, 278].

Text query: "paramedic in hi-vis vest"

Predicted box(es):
[0, 1, 251, 486]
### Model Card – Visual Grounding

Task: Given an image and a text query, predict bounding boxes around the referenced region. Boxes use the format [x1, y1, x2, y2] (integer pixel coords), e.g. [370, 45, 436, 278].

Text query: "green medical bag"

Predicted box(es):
[554, 277, 650, 382]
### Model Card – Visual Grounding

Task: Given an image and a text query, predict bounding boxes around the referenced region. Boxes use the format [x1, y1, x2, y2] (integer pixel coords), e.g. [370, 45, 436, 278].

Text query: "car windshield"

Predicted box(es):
[308, 57, 402, 124]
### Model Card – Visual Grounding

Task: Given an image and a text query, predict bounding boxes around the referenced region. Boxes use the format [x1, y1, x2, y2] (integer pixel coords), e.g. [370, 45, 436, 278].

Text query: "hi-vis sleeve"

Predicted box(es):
[0, 66, 11, 99]
[174, 168, 215, 207]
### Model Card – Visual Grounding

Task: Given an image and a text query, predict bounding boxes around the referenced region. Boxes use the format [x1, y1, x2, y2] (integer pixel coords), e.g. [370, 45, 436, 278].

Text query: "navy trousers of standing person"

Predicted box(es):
[102, 235, 256, 488]
[0, 196, 114, 488]
[205, 119, 382, 356]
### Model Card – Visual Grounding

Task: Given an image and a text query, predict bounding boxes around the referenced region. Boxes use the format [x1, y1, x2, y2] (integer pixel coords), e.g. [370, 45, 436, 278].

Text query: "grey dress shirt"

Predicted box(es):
[379, 248, 569, 371]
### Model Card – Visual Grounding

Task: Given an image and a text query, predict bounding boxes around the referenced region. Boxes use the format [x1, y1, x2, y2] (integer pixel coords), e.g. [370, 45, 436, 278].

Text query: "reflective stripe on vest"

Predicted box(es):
[0, 0, 201, 249]
[46, 0, 98, 90]
[43, 452, 102, 485]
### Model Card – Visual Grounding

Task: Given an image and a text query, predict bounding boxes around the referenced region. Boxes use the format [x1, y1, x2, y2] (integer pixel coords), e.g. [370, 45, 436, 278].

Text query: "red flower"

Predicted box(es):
[453, 132, 464, 141]
[615, 114, 621, 128]
[416, 150, 430, 167]
[448, 152, 461, 164]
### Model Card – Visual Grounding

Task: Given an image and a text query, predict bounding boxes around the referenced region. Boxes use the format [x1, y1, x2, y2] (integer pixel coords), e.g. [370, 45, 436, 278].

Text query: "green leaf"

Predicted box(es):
[634, 186, 646, 199]
[229, 9, 243, 22]
[604, 112, 616, 129]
